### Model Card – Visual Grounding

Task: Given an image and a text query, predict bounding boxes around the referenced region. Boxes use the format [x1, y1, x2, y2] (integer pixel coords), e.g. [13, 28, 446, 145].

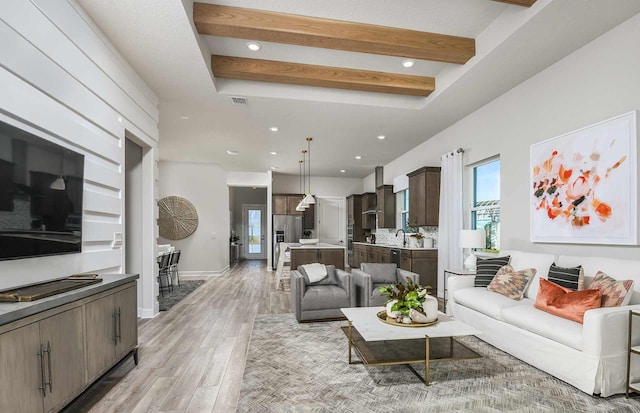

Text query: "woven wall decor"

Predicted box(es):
[158, 196, 199, 240]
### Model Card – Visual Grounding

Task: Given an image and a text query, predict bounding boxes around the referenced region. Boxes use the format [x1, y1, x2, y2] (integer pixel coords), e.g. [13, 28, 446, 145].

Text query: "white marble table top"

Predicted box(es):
[341, 306, 480, 342]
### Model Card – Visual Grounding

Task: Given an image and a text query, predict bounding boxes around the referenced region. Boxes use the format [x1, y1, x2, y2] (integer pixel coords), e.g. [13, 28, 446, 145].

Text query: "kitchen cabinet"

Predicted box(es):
[290, 248, 345, 270]
[361, 192, 376, 230]
[407, 167, 441, 227]
[85, 285, 138, 381]
[319, 249, 344, 269]
[376, 185, 395, 228]
[303, 203, 315, 229]
[400, 250, 412, 271]
[287, 195, 305, 216]
[273, 194, 315, 228]
[273, 195, 288, 215]
[347, 195, 364, 238]
[410, 249, 438, 294]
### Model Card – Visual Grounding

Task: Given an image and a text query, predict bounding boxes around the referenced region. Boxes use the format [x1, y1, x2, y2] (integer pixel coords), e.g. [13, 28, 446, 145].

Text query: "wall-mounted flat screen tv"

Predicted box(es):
[0, 119, 84, 260]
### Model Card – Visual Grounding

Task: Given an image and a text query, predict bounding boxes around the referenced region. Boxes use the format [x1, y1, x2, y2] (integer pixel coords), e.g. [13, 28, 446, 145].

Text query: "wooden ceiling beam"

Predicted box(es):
[491, 0, 537, 6]
[211, 55, 435, 97]
[194, 3, 475, 65]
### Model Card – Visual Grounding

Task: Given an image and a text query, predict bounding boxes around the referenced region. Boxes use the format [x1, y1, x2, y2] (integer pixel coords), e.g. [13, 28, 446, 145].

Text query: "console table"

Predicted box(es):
[0, 274, 139, 413]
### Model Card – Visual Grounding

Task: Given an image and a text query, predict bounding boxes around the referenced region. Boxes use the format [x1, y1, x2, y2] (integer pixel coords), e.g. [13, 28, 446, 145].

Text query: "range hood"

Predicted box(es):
[362, 166, 383, 214]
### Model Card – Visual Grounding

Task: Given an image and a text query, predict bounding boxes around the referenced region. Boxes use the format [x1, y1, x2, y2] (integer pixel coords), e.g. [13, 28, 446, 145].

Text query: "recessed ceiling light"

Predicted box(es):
[355, 155, 362, 160]
[377, 135, 386, 140]
[226, 150, 239, 155]
[247, 41, 262, 51]
[340, 169, 346, 173]
[270, 166, 278, 170]
[269, 126, 279, 132]
[402, 59, 415, 68]
[270, 151, 277, 155]
[180, 116, 189, 120]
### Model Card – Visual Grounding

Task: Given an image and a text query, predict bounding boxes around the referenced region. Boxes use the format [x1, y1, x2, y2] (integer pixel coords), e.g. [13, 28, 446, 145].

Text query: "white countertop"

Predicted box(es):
[353, 242, 437, 251]
[286, 242, 345, 249]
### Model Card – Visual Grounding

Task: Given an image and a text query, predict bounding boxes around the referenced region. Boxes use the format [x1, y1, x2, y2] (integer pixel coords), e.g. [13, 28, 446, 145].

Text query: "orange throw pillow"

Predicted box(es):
[534, 278, 602, 323]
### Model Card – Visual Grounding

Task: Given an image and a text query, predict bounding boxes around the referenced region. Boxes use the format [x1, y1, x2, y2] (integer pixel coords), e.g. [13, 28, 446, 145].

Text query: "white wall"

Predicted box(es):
[272, 174, 363, 197]
[380, 12, 640, 260]
[159, 161, 229, 274]
[0, 0, 159, 311]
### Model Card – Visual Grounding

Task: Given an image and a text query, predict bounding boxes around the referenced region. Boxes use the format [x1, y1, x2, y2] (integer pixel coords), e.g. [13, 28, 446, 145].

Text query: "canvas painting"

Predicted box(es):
[530, 112, 637, 244]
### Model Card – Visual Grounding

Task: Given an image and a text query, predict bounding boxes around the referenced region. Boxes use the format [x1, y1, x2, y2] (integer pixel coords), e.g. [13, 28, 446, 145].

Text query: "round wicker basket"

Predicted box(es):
[157, 196, 199, 240]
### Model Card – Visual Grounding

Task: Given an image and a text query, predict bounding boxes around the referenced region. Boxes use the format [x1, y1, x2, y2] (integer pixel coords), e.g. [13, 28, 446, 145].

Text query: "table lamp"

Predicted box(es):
[459, 229, 486, 271]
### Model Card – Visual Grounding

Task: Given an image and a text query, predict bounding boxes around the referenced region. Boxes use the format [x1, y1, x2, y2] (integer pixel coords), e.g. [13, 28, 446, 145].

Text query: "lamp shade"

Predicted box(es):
[302, 193, 315, 205]
[49, 177, 66, 191]
[295, 201, 308, 211]
[459, 229, 486, 249]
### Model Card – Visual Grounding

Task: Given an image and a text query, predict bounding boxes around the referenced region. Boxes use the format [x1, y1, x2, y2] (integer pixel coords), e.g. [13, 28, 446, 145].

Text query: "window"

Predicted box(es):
[471, 159, 500, 251]
[397, 189, 409, 230]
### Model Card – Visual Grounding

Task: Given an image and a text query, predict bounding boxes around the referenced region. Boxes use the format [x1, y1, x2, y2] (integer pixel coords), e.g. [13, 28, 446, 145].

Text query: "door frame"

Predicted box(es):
[242, 204, 267, 259]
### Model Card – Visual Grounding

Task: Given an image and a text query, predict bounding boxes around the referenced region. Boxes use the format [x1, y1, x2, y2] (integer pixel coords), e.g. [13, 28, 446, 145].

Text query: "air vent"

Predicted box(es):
[230, 96, 248, 105]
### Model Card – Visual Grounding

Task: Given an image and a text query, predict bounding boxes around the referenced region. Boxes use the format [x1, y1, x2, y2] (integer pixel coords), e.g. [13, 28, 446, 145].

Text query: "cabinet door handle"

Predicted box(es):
[37, 344, 46, 398]
[46, 341, 53, 393]
[112, 309, 118, 344]
[117, 307, 122, 343]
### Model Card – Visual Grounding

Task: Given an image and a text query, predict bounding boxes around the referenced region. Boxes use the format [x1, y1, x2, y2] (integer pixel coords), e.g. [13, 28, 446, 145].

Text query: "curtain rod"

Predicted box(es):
[444, 147, 464, 156]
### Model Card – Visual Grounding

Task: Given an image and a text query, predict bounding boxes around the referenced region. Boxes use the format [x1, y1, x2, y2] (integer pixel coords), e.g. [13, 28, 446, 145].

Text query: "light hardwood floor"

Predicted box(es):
[63, 260, 290, 413]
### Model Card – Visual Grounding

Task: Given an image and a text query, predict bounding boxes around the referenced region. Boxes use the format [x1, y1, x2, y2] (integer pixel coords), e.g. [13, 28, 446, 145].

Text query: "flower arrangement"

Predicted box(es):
[378, 278, 431, 322]
[410, 232, 425, 239]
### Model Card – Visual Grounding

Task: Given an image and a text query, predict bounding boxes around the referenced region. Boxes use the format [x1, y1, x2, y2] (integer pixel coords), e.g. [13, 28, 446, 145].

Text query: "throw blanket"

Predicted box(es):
[302, 263, 327, 283]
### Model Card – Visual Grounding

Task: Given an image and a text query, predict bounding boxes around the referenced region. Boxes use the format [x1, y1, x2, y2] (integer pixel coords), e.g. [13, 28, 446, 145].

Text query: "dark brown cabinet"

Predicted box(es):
[273, 194, 315, 228]
[286, 195, 304, 216]
[407, 167, 441, 227]
[273, 195, 288, 215]
[376, 185, 395, 228]
[410, 249, 438, 294]
[361, 192, 376, 229]
[290, 248, 345, 270]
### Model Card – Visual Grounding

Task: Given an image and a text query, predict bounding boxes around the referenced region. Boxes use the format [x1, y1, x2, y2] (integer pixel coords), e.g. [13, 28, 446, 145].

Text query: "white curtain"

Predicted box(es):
[437, 150, 464, 298]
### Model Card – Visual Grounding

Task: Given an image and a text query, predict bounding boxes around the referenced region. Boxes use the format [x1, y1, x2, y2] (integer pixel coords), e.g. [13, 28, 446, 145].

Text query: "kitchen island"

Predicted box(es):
[288, 242, 345, 270]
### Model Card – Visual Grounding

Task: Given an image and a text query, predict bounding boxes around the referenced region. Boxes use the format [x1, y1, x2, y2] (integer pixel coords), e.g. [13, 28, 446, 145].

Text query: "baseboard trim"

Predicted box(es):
[138, 308, 158, 319]
[179, 267, 229, 277]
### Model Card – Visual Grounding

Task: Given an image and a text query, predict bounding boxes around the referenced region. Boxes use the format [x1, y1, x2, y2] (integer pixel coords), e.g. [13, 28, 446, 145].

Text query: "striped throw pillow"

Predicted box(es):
[548, 263, 584, 291]
[474, 256, 511, 287]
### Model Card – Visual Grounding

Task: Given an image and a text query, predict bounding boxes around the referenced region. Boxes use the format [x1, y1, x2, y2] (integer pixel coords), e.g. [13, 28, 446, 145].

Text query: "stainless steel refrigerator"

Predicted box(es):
[273, 215, 303, 270]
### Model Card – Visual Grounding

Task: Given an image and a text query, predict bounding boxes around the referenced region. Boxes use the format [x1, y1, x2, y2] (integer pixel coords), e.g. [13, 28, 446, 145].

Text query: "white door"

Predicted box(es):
[243, 204, 267, 259]
[317, 197, 346, 246]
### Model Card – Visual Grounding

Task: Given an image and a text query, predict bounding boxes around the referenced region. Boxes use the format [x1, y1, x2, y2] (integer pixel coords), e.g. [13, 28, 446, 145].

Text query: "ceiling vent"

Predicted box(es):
[230, 96, 248, 105]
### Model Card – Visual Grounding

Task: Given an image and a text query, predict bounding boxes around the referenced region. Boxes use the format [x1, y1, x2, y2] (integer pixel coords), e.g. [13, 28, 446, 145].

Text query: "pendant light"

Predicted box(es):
[302, 137, 315, 205]
[49, 153, 66, 191]
[295, 159, 307, 211]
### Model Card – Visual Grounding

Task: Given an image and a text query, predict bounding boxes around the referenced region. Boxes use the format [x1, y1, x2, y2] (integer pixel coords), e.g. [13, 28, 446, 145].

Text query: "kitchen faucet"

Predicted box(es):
[395, 228, 406, 247]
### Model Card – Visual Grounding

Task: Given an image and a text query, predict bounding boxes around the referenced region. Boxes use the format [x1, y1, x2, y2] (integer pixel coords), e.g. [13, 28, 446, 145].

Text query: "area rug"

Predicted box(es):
[158, 280, 205, 311]
[238, 314, 640, 413]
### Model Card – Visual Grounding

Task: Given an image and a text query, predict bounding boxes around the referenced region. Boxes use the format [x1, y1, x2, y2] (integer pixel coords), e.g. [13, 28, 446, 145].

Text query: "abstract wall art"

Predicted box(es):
[530, 112, 637, 245]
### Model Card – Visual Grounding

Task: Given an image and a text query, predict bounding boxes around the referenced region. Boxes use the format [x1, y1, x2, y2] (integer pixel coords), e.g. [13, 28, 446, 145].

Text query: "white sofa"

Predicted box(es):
[446, 250, 640, 397]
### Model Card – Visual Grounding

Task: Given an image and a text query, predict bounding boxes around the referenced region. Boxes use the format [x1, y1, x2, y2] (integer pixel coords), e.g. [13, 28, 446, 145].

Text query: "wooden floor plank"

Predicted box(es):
[62, 260, 287, 413]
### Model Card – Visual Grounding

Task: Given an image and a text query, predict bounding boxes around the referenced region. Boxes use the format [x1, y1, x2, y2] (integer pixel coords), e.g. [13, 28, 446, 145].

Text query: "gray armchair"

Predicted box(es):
[291, 264, 355, 322]
[352, 263, 419, 307]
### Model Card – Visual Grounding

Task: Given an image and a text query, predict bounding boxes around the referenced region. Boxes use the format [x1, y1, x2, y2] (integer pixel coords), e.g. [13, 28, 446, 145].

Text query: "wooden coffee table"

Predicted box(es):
[340, 307, 481, 385]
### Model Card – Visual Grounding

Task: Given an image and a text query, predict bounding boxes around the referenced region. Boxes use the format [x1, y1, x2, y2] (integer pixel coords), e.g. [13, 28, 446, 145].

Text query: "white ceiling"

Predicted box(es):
[76, 0, 640, 178]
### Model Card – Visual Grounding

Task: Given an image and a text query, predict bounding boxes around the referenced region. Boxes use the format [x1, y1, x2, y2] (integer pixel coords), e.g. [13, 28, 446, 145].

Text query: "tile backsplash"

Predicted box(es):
[374, 226, 438, 248]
